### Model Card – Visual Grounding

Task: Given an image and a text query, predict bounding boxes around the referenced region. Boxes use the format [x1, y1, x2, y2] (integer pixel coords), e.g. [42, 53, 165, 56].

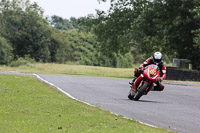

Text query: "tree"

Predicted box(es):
[192, 29, 200, 69]
[96, 0, 200, 69]
[50, 15, 74, 30]
[0, 0, 52, 62]
[65, 29, 99, 66]
[0, 0, 72, 63]
[191, 0, 200, 69]
[0, 36, 13, 64]
[50, 29, 71, 63]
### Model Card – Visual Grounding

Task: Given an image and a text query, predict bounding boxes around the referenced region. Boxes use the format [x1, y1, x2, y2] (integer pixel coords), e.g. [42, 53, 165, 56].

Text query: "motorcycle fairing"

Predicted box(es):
[132, 64, 160, 92]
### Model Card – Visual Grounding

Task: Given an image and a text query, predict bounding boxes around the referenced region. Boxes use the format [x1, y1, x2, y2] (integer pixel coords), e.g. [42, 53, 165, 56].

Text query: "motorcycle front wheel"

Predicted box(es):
[134, 82, 148, 101]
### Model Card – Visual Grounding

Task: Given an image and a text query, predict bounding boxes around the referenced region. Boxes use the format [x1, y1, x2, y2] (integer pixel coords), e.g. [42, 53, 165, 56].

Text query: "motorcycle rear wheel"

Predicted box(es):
[134, 82, 148, 101]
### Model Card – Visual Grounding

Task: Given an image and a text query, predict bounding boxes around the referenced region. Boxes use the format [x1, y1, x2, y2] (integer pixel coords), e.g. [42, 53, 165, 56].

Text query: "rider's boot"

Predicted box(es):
[128, 88, 136, 100]
[129, 88, 136, 96]
[152, 81, 165, 91]
[153, 85, 164, 91]
[129, 77, 137, 85]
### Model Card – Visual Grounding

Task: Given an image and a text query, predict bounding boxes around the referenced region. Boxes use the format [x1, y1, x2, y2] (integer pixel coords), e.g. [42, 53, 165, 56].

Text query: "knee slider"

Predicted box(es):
[160, 84, 164, 91]
[154, 84, 164, 91]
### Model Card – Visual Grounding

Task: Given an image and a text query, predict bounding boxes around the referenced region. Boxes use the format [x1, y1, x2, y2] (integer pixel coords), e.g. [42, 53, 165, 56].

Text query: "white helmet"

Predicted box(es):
[153, 52, 162, 63]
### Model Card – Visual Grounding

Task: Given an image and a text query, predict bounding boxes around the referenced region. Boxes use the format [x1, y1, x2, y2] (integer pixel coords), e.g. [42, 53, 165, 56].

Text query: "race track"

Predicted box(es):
[35, 74, 200, 133]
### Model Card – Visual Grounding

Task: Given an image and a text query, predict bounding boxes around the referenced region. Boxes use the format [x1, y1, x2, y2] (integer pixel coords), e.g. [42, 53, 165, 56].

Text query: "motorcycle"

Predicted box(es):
[128, 64, 161, 101]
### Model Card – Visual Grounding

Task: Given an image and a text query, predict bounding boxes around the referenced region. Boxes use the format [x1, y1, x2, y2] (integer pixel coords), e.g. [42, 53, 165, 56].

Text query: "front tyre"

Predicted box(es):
[134, 82, 148, 101]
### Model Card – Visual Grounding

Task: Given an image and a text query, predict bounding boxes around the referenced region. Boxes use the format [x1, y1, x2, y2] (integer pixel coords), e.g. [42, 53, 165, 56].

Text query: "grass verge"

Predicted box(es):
[0, 63, 136, 79]
[0, 74, 174, 133]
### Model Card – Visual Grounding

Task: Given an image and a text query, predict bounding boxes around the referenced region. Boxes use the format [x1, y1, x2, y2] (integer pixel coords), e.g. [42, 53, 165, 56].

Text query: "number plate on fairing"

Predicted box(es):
[150, 69, 156, 75]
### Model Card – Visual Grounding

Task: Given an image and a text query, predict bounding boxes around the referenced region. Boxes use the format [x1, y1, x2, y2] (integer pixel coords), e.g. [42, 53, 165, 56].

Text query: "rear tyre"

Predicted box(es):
[134, 82, 148, 101]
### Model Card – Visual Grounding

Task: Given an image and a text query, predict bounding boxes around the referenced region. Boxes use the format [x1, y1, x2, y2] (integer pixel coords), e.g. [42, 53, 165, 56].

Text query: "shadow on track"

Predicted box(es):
[138, 100, 163, 103]
[125, 99, 165, 104]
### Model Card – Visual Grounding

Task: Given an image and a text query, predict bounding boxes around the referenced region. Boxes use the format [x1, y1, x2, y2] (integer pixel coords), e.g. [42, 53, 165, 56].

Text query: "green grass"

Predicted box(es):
[0, 74, 174, 133]
[0, 63, 136, 79]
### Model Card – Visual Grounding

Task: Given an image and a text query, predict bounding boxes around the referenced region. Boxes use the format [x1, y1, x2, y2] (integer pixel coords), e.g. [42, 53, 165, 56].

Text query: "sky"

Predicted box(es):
[30, 0, 111, 19]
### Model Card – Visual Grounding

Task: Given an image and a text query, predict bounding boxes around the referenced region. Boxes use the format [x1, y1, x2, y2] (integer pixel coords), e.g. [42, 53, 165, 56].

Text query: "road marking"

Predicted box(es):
[33, 73, 95, 107]
[33, 73, 158, 129]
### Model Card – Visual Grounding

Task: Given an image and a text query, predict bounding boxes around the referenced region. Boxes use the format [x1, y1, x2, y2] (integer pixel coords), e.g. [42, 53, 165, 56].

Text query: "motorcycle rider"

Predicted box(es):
[129, 52, 166, 91]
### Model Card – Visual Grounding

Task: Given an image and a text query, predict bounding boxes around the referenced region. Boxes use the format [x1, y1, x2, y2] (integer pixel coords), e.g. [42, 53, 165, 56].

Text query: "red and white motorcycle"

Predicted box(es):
[128, 64, 161, 101]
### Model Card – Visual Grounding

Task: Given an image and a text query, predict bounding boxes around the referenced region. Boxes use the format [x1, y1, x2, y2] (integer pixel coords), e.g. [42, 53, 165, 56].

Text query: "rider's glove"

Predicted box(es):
[139, 67, 144, 71]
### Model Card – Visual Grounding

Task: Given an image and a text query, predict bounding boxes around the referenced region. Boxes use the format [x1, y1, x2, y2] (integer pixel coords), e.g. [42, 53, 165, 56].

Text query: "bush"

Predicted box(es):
[9, 55, 36, 67]
[0, 36, 13, 64]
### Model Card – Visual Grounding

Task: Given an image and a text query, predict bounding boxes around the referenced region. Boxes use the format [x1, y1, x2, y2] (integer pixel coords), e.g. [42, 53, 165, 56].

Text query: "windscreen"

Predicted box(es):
[150, 64, 159, 71]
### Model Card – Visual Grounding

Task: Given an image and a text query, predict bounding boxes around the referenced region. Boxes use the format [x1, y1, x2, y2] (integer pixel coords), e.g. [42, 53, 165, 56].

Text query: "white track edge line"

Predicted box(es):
[33, 73, 95, 107]
[33, 73, 158, 128]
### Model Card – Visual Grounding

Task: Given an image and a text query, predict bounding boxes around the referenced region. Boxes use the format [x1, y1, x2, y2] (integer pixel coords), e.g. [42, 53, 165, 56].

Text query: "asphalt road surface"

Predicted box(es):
[1, 72, 199, 133]
[35, 74, 200, 133]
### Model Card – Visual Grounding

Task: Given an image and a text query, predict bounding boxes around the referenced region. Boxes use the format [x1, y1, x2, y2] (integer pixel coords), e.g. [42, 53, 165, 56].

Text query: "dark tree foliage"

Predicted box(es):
[1, 0, 199, 69]
[50, 15, 74, 30]
[64, 29, 133, 67]
[64, 29, 99, 66]
[0, 0, 51, 61]
[0, 36, 13, 64]
[95, 8, 135, 56]
[49, 29, 70, 63]
[0, 0, 69, 63]
[95, 0, 200, 69]
[50, 14, 133, 68]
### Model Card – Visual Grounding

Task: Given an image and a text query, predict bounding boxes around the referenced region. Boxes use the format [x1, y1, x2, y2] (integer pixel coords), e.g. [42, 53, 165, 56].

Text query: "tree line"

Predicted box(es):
[0, 0, 133, 68]
[0, 0, 200, 69]
[92, 0, 200, 69]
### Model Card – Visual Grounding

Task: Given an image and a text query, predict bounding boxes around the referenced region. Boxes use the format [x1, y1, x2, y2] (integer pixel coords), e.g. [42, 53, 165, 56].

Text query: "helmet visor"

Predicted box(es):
[154, 58, 161, 63]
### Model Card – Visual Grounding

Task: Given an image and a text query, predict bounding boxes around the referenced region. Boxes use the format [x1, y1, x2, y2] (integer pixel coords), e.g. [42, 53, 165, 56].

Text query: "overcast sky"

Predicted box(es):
[30, 0, 110, 19]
